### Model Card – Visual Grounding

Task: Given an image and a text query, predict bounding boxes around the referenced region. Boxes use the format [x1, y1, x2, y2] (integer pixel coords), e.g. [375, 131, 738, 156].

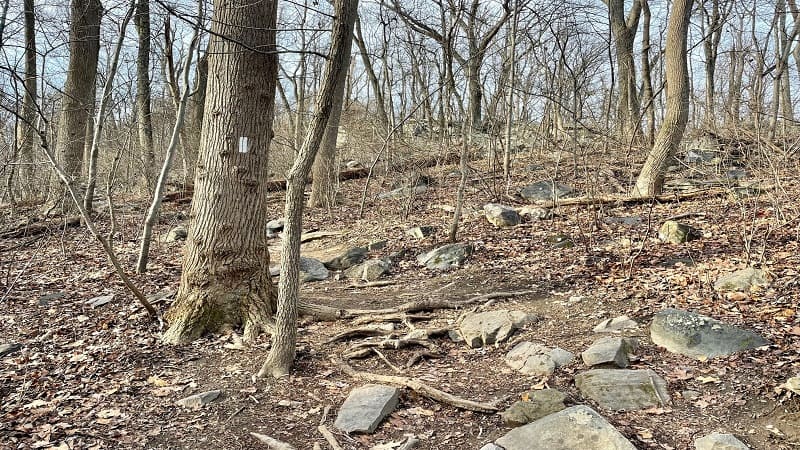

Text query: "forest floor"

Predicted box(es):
[1, 146, 800, 449]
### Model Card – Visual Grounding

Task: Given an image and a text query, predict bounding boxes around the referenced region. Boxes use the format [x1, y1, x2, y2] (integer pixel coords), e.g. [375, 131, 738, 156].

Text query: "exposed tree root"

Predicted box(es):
[249, 432, 296, 449]
[325, 327, 395, 344]
[334, 358, 498, 413]
[316, 425, 343, 450]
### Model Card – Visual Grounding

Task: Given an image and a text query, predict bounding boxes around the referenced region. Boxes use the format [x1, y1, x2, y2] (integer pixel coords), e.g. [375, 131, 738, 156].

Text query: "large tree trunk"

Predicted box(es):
[308, 6, 356, 209]
[56, 0, 101, 191]
[135, 0, 155, 192]
[162, 0, 279, 344]
[633, 0, 693, 197]
[260, 0, 359, 378]
[16, 0, 37, 200]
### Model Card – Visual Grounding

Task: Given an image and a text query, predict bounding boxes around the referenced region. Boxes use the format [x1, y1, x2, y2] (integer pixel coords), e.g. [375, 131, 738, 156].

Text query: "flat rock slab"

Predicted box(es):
[417, 243, 472, 271]
[334, 384, 399, 434]
[574, 369, 669, 411]
[86, 294, 115, 308]
[694, 433, 750, 449]
[520, 181, 577, 202]
[344, 259, 389, 281]
[581, 337, 636, 368]
[500, 389, 567, 427]
[593, 316, 638, 333]
[650, 308, 769, 359]
[494, 405, 636, 450]
[713, 267, 770, 292]
[484, 203, 521, 227]
[176, 390, 221, 408]
[506, 342, 574, 375]
[0, 343, 22, 358]
[459, 310, 533, 348]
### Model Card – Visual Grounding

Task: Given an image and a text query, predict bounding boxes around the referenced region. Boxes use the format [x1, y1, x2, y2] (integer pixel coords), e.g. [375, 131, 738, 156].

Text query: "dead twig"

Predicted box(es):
[372, 348, 403, 373]
[317, 425, 343, 450]
[250, 432, 296, 450]
[334, 358, 498, 413]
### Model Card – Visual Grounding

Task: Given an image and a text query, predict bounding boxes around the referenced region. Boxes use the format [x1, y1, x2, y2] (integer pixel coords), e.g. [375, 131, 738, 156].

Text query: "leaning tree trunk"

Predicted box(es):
[135, 0, 156, 192]
[308, 8, 356, 209]
[607, 0, 642, 140]
[56, 0, 101, 196]
[633, 0, 693, 197]
[162, 0, 279, 344]
[260, 0, 359, 378]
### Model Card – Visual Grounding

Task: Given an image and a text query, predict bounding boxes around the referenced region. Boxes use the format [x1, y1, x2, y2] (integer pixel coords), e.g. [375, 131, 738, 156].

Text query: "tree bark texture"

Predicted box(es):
[135, 0, 156, 191]
[308, 4, 357, 209]
[163, 0, 279, 344]
[56, 0, 101, 183]
[260, 0, 359, 378]
[633, 0, 693, 197]
[16, 0, 37, 198]
[607, 0, 642, 140]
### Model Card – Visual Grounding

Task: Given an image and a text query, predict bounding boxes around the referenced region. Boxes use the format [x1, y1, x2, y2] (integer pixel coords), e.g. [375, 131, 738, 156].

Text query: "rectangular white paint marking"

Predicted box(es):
[238, 136, 249, 153]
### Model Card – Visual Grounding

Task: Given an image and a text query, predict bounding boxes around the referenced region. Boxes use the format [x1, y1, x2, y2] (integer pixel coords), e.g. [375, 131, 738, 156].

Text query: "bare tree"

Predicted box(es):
[162, 0, 279, 344]
[135, 0, 156, 191]
[15, 0, 37, 200]
[604, 0, 642, 139]
[633, 0, 693, 197]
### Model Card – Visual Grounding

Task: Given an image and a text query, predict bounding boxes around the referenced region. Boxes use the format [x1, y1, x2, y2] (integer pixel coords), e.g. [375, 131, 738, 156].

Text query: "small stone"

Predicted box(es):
[334, 384, 399, 434]
[483, 203, 521, 227]
[176, 390, 221, 408]
[0, 343, 22, 358]
[417, 243, 472, 271]
[266, 218, 285, 237]
[713, 268, 770, 292]
[593, 316, 638, 333]
[581, 337, 637, 368]
[500, 389, 567, 427]
[405, 226, 436, 239]
[520, 181, 576, 202]
[448, 330, 465, 343]
[682, 390, 701, 400]
[575, 369, 669, 411]
[325, 247, 368, 270]
[86, 294, 115, 308]
[459, 310, 534, 348]
[505, 342, 573, 375]
[163, 225, 188, 243]
[519, 206, 552, 220]
[367, 240, 388, 251]
[299, 257, 329, 282]
[658, 220, 701, 244]
[694, 433, 749, 450]
[344, 259, 389, 281]
[546, 233, 573, 249]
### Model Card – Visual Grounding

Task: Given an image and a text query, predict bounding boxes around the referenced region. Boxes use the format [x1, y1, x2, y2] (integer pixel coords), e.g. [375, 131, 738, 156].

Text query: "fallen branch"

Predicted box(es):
[250, 432, 296, 450]
[346, 280, 396, 289]
[0, 216, 80, 239]
[317, 425, 343, 450]
[335, 358, 498, 413]
[325, 327, 395, 344]
[372, 348, 403, 373]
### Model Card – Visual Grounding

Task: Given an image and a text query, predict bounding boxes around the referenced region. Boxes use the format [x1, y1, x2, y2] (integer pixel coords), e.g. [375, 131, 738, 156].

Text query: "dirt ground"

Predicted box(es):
[2, 151, 800, 449]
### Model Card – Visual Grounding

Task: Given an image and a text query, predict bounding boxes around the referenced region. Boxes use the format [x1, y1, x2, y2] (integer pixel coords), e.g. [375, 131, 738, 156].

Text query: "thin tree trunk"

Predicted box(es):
[640, 0, 655, 145]
[503, 3, 517, 180]
[163, 0, 279, 345]
[135, 0, 155, 192]
[354, 14, 388, 130]
[260, 0, 359, 378]
[16, 0, 37, 200]
[136, 5, 200, 274]
[633, 0, 693, 197]
[84, 2, 135, 214]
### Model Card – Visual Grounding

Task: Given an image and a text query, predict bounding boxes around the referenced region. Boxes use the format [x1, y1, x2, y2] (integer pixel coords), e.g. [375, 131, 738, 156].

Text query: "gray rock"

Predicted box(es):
[494, 405, 636, 450]
[176, 390, 221, 408]
[325, 247, 368, 270]
[520, 181, 576, 202]
[593, 316, 638, 333]
[725, 168, 748, 180]
[86, 294, 115, 308]
[417, 243, 472, 271]
[546, 233, 574, 249]
[459, 310, 534, 348]
[500, 389, 567, 427]
[685, 150, 717, 164]
[713, 268, 770, 292]
[581, 337, 637, 368]
[650, 308, 769, 359]
[378, 185, 428, 200]
[682, 390, 701, 400]
[37, 292, 65, 306]
[344, 259, 389, 281]
[0, 343, 22, 358]
[334, 384, 399, 434]
[163, 225, 188, 242]
[659, 220, 701, 244]
[519, 206, 552, 220]
[266, 218, 285, 237]
[479, 444, 504, 450]
[299, 257, 330, 282]
[506, 342, 574, 375]
[483, 203, 521, 227]
[694, 433, 749, 450]
[574, 369, 669, 411]
[406, 226, 436, 239]
[602, 216, 643, 226]
[367, 240, 387, 251]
